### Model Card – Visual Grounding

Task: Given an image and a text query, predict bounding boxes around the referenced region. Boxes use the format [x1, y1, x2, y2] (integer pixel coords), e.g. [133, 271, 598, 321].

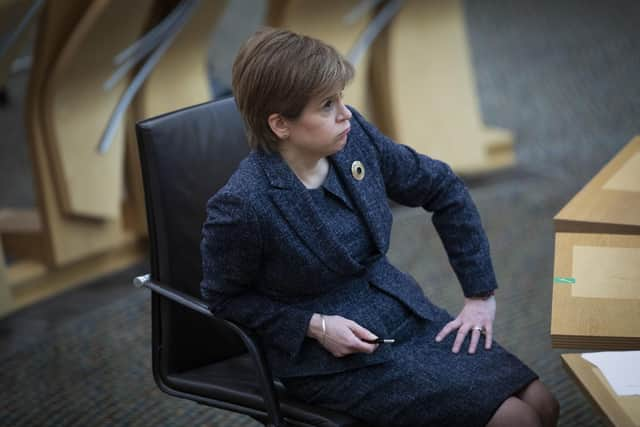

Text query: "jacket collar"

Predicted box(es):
[258, 149, 298, 189]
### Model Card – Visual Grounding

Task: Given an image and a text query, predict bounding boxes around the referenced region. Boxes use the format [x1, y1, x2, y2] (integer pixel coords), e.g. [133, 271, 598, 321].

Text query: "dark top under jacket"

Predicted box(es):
[306, 165, 413, 336]
[199, 107, 500, 379]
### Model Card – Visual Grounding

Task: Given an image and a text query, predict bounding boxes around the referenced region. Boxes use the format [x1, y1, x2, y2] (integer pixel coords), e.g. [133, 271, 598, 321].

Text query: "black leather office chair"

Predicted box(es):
[133, 98, 367, 427]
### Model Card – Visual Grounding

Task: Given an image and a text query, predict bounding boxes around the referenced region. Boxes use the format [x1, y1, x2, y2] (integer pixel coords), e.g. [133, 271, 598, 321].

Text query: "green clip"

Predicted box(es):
[554, 277, 576, 284]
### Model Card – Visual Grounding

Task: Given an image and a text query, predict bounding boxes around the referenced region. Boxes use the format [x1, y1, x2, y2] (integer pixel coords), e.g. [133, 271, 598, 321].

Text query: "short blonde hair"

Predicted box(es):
[232, 27, 354, 152]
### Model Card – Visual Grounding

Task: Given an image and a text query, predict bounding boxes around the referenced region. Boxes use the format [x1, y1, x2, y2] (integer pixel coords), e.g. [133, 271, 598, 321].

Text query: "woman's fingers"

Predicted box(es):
[435, 318, 461, 342]
[323, 316, 377, 356]
[451, 324, 472, 353]
[468, 327, 482, 354]
[353, 340, 378, 354]
[348, 321, 379, 353]
[349, 320, 377, 341]
[436, 318, 494, 354]
[484, 324, 493, 350]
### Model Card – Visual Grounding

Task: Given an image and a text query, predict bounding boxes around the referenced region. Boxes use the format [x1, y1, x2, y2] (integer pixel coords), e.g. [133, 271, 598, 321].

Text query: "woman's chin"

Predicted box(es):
[336, 134, 348, 149]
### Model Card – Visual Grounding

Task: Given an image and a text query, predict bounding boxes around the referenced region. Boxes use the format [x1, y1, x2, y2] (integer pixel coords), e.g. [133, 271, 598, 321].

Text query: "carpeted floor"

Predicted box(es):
[2, 0, 639, 426]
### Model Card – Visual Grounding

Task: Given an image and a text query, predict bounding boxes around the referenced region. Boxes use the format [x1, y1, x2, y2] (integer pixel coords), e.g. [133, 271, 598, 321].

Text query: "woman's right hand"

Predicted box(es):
[307, 313, 379, 357]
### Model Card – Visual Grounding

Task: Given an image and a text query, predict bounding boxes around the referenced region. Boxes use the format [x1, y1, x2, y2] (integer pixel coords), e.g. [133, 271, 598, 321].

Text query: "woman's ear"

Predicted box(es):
[268, 113, 290, 140]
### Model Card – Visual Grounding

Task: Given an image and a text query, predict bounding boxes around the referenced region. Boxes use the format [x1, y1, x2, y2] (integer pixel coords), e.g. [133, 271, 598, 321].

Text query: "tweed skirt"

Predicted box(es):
[282, 306, 538, 427]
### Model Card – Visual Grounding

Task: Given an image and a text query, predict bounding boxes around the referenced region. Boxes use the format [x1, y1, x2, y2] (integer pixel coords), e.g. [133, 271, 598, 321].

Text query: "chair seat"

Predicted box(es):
[168, 354, 368, 427]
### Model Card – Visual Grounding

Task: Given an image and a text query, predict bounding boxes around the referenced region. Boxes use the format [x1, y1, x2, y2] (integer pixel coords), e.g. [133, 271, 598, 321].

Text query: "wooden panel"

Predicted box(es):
[24, 0, 93, 265]
[551, 232, 640, 349]
[555, 137, 640, 233]
[0, 209, 45, 262]
[133, 0, 228, 119]
[0, 241, 12, 314]
[562, 354, 638, 427]
[25, 0, 138, 267]
[571, 246, 639, 300]
[0, 241, 145, 318]
[266, 0, 376, 120]
[44, 0, 154, 219]
[122, 112, 147, 235]
[26, 0, 92, 88]
[0, 0, 37, 86]
[0, 208, 41, 233]
[553, 336, 640, 350]
[127, 0, 227, 236]
[4, 260, 47, 286]
[370, 0, 515, 174]
[2, 232, 46, 263]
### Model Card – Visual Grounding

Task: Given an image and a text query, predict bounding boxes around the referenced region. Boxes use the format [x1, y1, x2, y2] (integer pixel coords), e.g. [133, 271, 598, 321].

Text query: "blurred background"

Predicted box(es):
[1, 0, 639, 425]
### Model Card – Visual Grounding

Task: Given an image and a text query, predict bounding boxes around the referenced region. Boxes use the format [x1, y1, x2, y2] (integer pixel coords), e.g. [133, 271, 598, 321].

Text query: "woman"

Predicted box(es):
[200, 28, 559, 427]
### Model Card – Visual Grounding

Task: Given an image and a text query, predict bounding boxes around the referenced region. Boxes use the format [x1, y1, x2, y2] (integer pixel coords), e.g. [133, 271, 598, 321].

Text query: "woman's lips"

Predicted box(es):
[339, 127, 351, 138]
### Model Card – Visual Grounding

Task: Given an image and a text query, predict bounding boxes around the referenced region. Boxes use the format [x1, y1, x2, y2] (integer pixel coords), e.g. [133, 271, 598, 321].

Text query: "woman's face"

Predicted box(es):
[282, 91, 352, 158]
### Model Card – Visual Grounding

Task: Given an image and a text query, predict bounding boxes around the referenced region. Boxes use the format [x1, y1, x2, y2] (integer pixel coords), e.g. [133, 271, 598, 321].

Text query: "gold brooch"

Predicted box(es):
[351, 161, 365, 181]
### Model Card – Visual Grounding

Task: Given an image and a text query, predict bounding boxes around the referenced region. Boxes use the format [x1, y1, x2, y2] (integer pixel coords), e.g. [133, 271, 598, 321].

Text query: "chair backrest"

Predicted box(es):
[136, 97, 249, 374]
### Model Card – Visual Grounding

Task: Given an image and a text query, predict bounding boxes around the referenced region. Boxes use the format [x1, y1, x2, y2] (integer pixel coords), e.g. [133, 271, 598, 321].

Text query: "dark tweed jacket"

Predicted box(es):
[200, 107, 498, 378]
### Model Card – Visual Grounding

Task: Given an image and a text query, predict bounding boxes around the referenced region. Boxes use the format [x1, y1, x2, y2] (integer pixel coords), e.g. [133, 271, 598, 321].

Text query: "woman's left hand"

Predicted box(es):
[434, 296, 496, 354]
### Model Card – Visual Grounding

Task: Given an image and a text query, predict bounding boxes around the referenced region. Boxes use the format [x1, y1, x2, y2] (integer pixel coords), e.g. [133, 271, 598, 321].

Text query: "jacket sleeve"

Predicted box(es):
[350, 107, 498, 297]
[200, 191, 314, 359]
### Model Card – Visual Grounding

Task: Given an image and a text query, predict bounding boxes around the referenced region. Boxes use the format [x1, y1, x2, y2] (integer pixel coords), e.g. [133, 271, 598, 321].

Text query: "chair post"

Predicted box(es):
[226, 322, 286, 427]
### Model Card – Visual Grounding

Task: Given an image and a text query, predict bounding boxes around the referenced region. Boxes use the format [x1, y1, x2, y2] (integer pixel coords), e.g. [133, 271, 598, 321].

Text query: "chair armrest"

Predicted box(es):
[133, 273, 212, 316]
[133, 274, 286, 427]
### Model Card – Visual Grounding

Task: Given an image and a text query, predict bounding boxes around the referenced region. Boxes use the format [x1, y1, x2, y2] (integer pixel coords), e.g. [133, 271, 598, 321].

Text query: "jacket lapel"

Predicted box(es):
[257, 151, 364, 275]
[330, 139, 389, 254]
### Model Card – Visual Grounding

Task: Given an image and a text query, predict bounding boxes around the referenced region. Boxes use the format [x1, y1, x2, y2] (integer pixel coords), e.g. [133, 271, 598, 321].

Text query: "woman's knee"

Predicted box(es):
[487, 397, 542, 427]
[518, 380, 559, 425]
[539, 388, 560, 425]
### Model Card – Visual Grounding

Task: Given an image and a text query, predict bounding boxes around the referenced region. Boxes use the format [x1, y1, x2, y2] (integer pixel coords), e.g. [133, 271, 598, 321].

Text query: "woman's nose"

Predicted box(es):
[337, 100, 352, 121]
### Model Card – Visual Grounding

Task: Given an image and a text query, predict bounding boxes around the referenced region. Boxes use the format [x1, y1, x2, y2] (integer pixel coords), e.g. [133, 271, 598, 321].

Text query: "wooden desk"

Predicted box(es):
[553, 138, 640, 425]
[561, 354, 640, 427]
[551, 137, 640, 349]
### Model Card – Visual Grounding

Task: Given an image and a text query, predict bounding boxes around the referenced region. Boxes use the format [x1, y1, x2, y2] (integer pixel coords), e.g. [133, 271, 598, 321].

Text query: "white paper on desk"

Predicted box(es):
[582, 351, 640, 396]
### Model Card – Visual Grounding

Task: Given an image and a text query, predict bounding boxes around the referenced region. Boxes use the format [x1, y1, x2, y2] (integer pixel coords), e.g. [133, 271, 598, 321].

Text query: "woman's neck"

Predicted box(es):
[279, 148, 329, 189]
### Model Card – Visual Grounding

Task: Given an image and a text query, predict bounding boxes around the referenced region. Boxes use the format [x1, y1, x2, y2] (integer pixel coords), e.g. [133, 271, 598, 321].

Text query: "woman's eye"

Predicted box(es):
[323, 100, 333, 109]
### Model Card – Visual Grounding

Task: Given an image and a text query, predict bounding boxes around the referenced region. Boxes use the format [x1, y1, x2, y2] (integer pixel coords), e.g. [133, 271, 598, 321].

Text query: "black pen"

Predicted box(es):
[362, 338, 396, 344]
